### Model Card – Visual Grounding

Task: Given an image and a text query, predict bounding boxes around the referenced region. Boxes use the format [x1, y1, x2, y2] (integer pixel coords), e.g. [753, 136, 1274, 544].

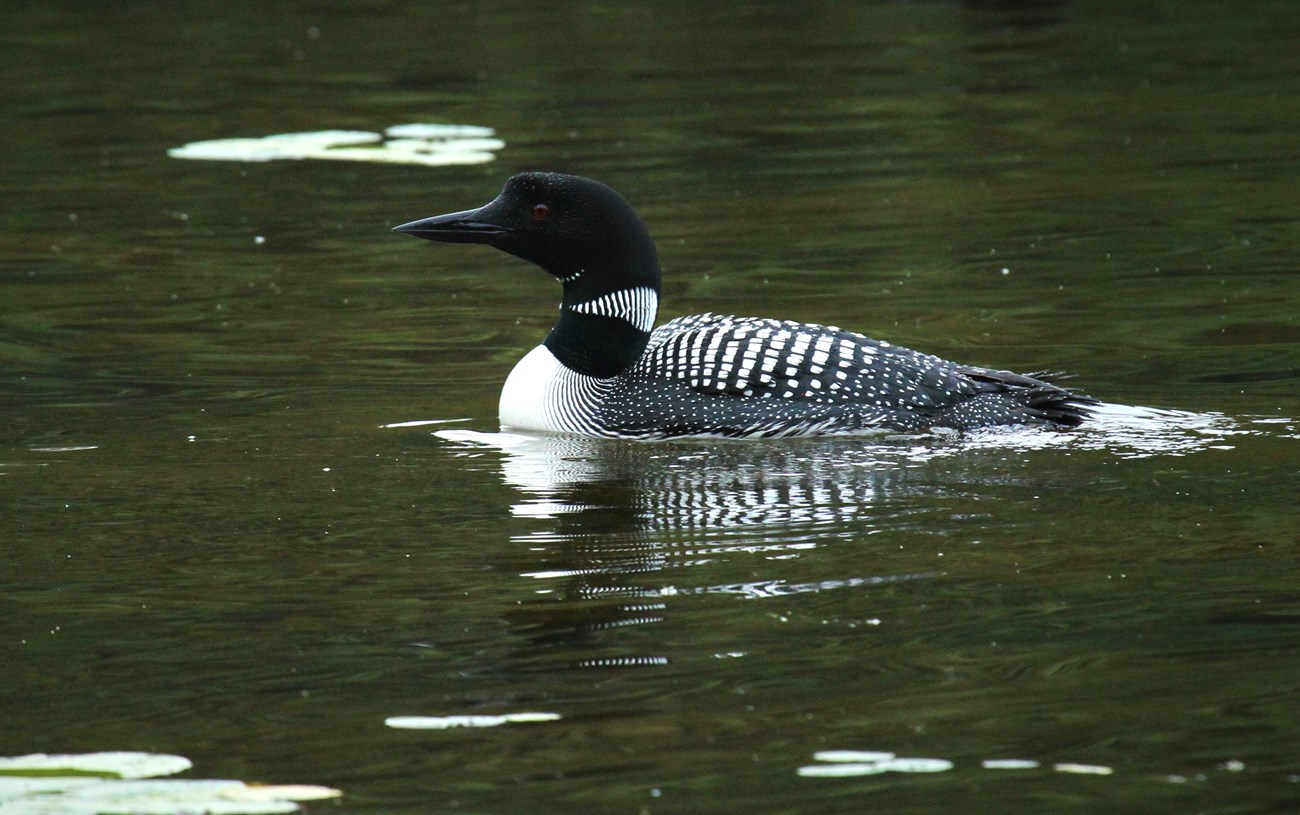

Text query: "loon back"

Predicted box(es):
[394, 172, 1096, 439]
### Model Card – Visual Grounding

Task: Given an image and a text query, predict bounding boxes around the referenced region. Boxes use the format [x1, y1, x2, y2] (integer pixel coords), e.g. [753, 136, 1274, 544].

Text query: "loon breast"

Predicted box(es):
[499, 344, 610, 434]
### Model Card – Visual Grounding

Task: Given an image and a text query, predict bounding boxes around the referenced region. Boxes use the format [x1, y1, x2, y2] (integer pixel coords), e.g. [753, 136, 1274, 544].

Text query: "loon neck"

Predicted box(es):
[537, 223, 662, 378]
[545, 282, 659, 378]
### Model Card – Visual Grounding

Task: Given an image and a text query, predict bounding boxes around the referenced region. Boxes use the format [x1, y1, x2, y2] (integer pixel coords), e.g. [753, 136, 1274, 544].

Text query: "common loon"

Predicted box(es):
[394, 172, 1096, 439]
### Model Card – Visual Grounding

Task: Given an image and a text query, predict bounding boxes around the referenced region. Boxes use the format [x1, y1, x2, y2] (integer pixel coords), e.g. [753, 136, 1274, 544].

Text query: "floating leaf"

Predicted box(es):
[219, 784, 343, 803]
[982, 759, 1041, 770]
[876, 758, 953, 773]
[385, 712, 561, 730]
[0, 753, 341, 815]
[800, 751, 953, 778]
[168, 124, 504, 167]
[1053, 763, 1114, 775]
[384, 123, 496, 138]
[0, 753, 192, 780]
[812, 750, 895, 763]
[797, 763, 889, 778]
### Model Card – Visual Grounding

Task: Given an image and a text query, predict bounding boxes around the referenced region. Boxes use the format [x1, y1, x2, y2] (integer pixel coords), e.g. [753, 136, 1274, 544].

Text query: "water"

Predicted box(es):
[3, 1, 1298, 813]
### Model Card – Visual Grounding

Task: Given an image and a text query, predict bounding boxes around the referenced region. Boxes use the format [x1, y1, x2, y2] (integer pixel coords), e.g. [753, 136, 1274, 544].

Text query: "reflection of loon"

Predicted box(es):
[425, 407, 1246, 670]
[443, 430, 929, 534]
[394, 172, 1096, 439]
[435, 409, 1241, 587]
[437, 404, 1242, 509]
[446, 430, 944, 669]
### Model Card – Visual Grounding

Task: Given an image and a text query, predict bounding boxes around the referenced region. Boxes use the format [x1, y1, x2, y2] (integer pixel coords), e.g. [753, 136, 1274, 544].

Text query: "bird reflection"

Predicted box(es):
[435, 429, 951, 671]
[447, 430, 935, 524]
[438, 402, 1240, 533]
[429, 404, 1245, 672]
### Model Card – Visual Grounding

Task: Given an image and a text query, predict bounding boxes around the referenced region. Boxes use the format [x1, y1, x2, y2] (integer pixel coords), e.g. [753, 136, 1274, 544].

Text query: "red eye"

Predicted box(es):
[531, 203, 550, 221]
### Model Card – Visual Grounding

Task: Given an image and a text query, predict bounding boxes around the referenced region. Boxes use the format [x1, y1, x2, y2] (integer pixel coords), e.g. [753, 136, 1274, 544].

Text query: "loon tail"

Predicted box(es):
[962, 369, 1099, 429]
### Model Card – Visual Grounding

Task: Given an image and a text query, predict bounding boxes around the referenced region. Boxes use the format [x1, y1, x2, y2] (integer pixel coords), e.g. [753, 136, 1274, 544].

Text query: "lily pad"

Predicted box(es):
[797, 763, 890, 778]
[0, 753, 341, 815]
[385, 712, 561, 729]
[982, 758, 1042, 770]
[1053, 762, 1114, 775]
[168, 123, 504, 166]
[0, 753, 191, 780]
[812, 750, 896, 763]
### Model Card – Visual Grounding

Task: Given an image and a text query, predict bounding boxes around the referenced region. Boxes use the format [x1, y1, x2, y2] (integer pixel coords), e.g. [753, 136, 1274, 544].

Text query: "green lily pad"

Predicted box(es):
[168, 123, 504, 166]
[0, 753, 341, 815]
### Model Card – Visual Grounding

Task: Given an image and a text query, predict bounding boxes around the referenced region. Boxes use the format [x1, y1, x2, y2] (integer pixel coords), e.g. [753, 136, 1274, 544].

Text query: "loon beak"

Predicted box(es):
[392, 207, 508, 244]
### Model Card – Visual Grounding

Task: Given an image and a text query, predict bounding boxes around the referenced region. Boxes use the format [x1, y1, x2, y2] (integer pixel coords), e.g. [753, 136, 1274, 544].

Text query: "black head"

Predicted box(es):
[393, 172, 660, 292]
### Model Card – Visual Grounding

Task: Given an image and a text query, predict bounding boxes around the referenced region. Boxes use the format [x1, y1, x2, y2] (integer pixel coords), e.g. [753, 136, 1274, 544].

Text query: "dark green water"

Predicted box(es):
[3, 1, 1298, 813]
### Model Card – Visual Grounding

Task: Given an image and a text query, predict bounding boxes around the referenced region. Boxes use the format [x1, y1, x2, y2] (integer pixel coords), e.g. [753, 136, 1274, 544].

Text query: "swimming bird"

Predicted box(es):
[394, 172, 1095, 439]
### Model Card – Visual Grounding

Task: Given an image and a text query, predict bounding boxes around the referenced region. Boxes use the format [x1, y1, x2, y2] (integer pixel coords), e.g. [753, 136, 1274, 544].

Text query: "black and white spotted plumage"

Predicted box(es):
[395, 172, 1097, 439]
[583, 311, 1091, 439]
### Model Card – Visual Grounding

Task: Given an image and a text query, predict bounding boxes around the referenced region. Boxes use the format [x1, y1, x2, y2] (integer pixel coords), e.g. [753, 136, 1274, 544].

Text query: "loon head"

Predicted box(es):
[396, 173, 664, 378]
[394, 172, 661, 295]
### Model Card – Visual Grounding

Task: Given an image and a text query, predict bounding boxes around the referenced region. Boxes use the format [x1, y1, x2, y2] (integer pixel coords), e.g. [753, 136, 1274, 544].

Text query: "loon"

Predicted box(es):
[394, 172, 1095, 439]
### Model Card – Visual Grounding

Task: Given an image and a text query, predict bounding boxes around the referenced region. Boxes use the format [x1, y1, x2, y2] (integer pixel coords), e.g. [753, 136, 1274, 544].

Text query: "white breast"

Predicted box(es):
[499, 345, 611, 434]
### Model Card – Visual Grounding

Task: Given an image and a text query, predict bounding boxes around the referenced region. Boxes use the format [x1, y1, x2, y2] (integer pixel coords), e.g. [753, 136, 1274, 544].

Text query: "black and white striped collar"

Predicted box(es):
[568, 286, 658, 333]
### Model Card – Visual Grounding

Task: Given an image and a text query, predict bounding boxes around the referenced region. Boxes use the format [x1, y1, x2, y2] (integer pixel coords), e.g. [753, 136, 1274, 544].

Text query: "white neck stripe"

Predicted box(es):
[570, 286, 658, 333]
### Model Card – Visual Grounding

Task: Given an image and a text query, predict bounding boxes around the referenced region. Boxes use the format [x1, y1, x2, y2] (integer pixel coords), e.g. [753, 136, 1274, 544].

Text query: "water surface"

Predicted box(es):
[3, 1, 1298, 813]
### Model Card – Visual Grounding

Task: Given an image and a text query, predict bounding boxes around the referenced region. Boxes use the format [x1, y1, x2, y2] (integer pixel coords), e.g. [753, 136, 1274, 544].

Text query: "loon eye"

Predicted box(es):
[531, 203, 550, 222]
